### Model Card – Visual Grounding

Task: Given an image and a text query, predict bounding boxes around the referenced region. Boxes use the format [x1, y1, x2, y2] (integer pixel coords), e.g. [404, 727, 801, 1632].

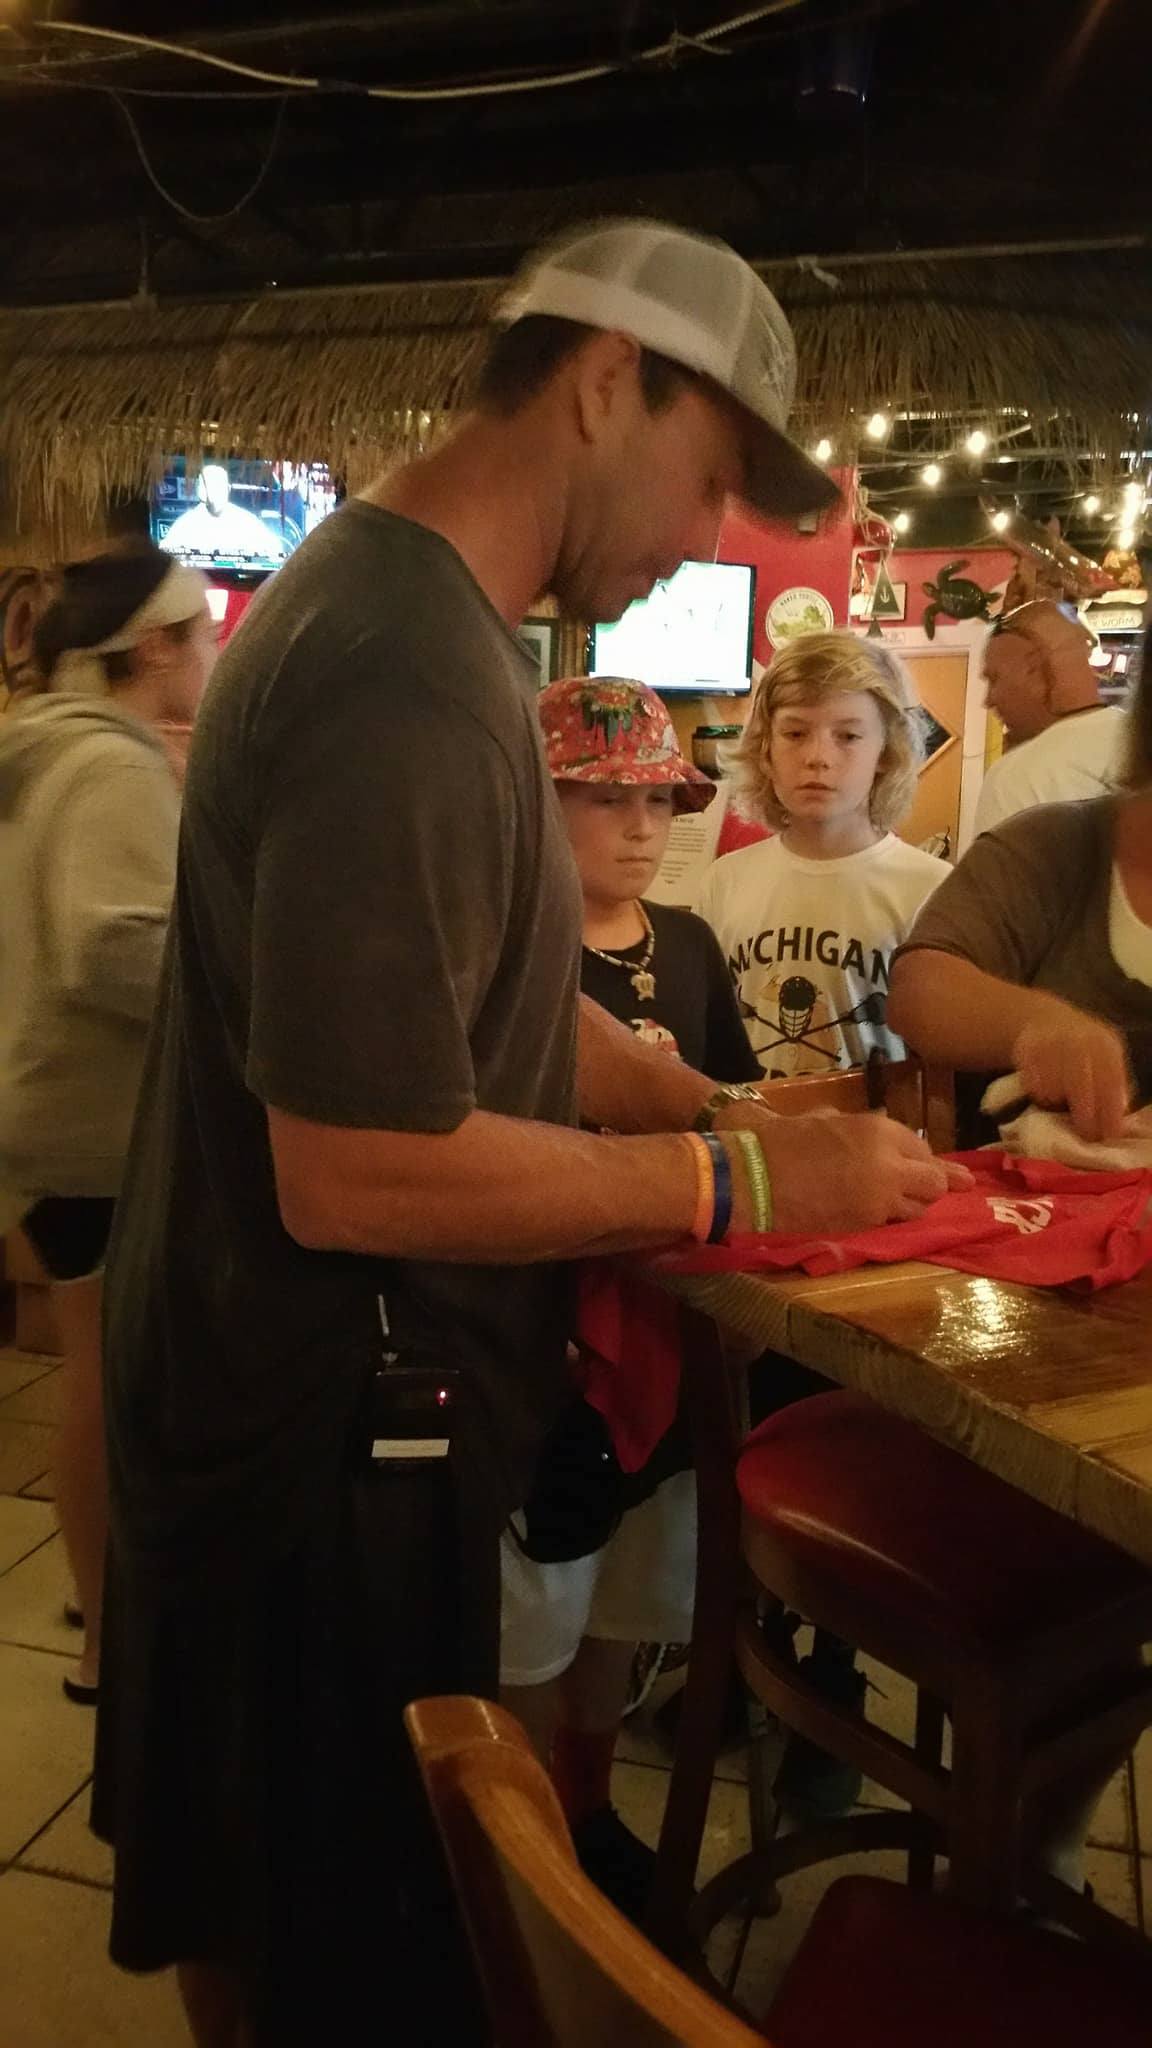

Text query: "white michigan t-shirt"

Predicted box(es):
[695, 834, 951, 1078]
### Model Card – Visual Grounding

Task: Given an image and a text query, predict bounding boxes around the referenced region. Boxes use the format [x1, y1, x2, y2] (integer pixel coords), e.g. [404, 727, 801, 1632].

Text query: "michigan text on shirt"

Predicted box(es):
[726, 927, 892, 986]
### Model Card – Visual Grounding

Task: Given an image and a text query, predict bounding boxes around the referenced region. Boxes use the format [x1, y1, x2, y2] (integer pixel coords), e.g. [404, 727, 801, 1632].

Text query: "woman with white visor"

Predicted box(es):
[0, 541, 215, 1700]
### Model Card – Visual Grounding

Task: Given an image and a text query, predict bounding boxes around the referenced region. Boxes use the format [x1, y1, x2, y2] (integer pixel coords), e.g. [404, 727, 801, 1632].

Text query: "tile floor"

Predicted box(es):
[0, 1341, 1149, 2042]
[615, 1655, 1152, 2014]
[0, 1347, 187, 2047]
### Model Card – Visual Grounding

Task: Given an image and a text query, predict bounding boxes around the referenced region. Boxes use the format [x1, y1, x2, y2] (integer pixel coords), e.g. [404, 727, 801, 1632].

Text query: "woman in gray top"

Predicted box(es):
[890, 646, 1152, 1143]
[0, 543, 215, 1699]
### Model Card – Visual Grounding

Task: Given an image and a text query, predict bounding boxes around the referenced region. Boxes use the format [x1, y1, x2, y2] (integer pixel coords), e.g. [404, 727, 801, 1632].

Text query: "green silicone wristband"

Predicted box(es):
[735, 1130, 773, 1235]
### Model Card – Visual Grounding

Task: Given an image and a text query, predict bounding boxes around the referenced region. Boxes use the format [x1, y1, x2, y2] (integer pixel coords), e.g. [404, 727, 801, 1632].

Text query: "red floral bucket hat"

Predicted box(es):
[539, 675, 716, 813]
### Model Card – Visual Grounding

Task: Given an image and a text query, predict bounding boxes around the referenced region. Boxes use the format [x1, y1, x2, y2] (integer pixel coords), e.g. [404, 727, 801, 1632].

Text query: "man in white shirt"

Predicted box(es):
[975, 599, 1128, 833]
[161, 464, 287, 567]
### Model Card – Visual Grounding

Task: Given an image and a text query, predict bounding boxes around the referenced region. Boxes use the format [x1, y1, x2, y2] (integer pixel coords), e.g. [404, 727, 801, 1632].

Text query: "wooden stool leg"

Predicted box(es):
[947, 1680, 1023, 1913]
[907, 1689, 945, 1892]
[647, 1587, 741, 1953]
[647, 1306, 744, 1955]
[746, 1683, 785, 1869]
[745, 1608, 788, 1915]
[1125, 1751, 1146, 1937]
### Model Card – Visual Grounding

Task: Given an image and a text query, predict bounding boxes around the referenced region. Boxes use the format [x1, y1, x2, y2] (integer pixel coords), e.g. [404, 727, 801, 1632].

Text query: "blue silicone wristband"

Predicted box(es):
[701, 1132, 733, 1244]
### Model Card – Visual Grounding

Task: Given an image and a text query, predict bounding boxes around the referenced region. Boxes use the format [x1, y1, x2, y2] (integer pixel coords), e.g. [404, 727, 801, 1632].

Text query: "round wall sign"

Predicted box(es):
[765, 586, 835, 648]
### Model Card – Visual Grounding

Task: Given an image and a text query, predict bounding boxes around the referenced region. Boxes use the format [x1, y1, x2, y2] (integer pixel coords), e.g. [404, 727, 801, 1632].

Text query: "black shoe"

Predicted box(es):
[624, 1642, 669, 1718]
[62, 1673, 99, 1706]
[571, 1805, 657, 1923]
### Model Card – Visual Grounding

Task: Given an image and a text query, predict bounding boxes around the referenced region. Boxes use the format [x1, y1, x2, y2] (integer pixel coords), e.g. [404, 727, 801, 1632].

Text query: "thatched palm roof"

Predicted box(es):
[0, 282, 486, 559]
[0, 240, 1148, 561]
[781, 243, 1152, 445]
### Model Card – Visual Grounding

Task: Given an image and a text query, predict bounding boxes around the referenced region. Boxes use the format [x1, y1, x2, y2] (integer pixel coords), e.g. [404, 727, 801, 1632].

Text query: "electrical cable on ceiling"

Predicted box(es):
[41, 80, 294, 100]
[33, 2, 806, 102]
[3, 46, 290, 97]
[110, 90, 288, 225]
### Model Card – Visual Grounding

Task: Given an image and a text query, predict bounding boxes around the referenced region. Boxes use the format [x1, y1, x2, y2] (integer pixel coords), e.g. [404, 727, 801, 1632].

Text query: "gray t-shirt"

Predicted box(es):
[104, 502, 582, 1579]
[897, 797, 1152, 1132]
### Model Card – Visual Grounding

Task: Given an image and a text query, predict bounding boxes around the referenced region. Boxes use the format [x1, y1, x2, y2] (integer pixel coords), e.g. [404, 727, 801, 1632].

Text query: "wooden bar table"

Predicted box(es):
[661, 1261, 1152, 1568]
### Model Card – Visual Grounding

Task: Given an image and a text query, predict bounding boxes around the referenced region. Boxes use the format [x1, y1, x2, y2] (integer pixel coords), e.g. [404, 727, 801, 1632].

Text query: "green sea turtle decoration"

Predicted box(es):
[921, 560, 998, 639]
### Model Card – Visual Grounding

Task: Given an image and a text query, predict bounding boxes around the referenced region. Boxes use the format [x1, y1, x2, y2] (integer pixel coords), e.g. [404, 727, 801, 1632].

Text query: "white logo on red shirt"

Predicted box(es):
[987, 1196, 1055, 1236]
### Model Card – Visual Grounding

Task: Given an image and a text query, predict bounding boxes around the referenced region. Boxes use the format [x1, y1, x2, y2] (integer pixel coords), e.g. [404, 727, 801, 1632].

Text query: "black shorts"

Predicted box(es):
[21, 1196, 116, 1282]
[93, 1453, 500, 2044]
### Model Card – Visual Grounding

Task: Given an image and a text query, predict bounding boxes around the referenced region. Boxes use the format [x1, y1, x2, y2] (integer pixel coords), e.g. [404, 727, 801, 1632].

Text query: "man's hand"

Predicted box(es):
[1012, 1009, 1132, 1143]
[720, 1110, 971, 1237]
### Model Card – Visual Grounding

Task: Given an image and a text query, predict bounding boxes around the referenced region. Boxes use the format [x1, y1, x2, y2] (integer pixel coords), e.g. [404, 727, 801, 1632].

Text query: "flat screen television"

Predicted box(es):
[150, 457, 338, 576]
[588, 560, 756, 695]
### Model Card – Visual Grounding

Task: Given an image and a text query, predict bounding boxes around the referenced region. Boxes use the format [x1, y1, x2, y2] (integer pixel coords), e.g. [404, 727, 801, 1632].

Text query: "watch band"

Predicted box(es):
[692, 1082, 763, 1134]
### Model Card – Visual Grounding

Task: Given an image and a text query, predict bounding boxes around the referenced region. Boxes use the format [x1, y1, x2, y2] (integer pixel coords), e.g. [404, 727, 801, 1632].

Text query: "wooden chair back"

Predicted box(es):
[758, 1053, 955, 1155]
[405, 1694, 767, 2047]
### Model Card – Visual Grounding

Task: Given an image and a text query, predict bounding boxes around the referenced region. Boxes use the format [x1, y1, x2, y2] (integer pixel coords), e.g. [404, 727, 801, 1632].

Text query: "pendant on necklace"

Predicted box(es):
[631, 968, 656, 1001]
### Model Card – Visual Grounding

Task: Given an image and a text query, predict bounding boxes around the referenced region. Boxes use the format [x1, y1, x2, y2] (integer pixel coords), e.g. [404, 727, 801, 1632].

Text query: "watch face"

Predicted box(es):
[695, 1081, 761, 1133]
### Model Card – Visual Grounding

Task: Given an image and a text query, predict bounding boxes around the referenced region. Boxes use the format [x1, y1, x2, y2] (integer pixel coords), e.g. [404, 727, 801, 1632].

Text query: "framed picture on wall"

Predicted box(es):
[517, 616, 559, 688]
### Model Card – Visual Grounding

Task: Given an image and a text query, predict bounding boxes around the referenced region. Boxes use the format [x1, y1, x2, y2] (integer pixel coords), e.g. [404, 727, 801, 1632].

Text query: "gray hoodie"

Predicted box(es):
[0, 694, 179, 1223]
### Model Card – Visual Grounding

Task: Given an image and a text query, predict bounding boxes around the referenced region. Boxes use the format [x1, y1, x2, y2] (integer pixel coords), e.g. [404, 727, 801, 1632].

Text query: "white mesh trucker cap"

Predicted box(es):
[495, 219, 840, 522]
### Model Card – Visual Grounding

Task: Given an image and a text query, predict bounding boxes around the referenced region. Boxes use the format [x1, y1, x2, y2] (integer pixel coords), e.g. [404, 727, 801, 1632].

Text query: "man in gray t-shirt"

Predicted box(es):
[95, 219, 957, 2045]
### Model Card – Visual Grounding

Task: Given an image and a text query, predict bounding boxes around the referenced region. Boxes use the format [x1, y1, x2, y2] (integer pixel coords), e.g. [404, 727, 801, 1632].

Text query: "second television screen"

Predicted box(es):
[589, 560, 755, 695]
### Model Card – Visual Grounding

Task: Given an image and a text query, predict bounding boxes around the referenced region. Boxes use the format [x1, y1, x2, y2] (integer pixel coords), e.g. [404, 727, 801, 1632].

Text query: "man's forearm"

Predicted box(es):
[271, 1103, 700, 1262]
[577, 993, 718, 1131]
[272, 997, 763, 1264]
[888, 950, 1063, 1069]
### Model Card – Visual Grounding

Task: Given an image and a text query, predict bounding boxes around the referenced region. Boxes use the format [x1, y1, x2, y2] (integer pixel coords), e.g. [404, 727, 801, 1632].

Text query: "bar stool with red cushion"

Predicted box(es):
[647, 1310, 1152, 1962]
[769, 1872, 1152, 2048]
[406, 1696, 1152, 2047]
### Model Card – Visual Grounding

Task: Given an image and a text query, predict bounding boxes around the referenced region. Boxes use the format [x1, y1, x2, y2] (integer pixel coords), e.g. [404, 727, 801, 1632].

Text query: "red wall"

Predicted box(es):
[882, 547, 1015, 632]
[718, 466, 856, 665]
[209, 584, 257, 643]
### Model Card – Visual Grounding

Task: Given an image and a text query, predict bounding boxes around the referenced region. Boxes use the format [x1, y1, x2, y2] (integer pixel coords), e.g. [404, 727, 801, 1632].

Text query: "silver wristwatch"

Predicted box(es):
[692, 1082, 763, 1133]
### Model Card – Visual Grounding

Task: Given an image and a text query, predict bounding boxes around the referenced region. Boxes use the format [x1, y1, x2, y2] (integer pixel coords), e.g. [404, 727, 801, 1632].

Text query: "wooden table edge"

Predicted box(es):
[660, 1264, 1152, 1571]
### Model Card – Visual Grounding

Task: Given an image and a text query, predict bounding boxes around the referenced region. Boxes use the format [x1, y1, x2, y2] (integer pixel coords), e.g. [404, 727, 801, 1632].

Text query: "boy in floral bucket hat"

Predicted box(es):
[500, 675, 761, 1919]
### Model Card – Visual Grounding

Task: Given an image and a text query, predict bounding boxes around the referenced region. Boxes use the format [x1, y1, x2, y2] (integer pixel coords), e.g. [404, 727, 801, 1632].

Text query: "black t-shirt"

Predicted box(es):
[522, 902, 759, 1545]
[580, 902, 761, 1083]
[103, 502, 582, 1581]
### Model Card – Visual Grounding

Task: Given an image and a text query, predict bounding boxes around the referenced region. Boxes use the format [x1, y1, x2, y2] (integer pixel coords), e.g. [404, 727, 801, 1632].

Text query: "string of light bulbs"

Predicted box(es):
[810, 411, 1148, 548]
